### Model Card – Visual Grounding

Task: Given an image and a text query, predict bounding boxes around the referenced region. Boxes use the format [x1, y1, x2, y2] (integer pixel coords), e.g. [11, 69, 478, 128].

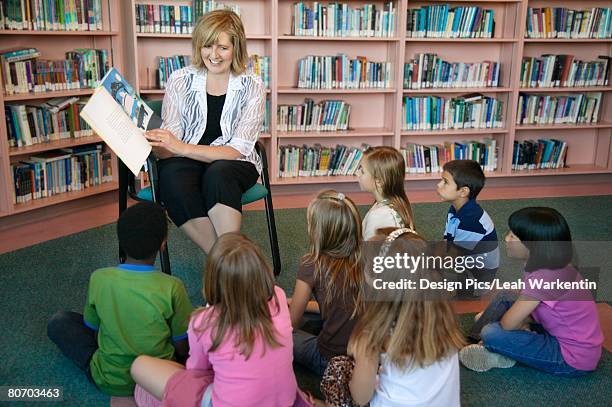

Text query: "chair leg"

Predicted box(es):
[118, 161, 129, 264]
[263, 192, 281, 276]
[160, 243, 171, 275]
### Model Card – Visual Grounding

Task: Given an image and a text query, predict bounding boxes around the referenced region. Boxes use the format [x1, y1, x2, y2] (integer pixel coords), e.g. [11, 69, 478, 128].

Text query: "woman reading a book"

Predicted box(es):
[144, 10, 265, 254]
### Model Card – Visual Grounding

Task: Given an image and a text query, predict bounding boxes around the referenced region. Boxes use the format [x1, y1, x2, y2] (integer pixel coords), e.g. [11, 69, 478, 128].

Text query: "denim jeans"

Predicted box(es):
[473, 292, 588, 377]
[469, 291, 518, 341]
[293, 312, 328, 376]
[47, 311, 98, 379]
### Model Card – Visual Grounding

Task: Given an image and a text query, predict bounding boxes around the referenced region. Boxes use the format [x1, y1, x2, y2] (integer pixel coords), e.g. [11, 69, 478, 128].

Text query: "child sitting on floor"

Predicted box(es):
[47, 202, 193, 396]
[289, 190, 364, 377]
[436, 159, 499, 296]
[322, 228, 465, 406]
[460, 207, 604, 376]
[357, 146, 416, 240]
[131, 233, 311, 406]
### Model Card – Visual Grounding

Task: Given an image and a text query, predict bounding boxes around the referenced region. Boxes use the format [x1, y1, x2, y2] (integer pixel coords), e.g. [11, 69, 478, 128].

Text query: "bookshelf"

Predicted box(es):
[0, 0, 124, 218]
[119, 0, 612, 191]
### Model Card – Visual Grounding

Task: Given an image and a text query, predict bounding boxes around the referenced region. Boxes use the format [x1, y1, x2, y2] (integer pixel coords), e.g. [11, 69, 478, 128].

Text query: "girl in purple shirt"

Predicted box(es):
[460, 207, 603, 376]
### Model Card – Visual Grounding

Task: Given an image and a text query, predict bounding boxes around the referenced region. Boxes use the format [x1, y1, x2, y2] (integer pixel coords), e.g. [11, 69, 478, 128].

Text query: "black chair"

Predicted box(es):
[118, 102, 281, 276]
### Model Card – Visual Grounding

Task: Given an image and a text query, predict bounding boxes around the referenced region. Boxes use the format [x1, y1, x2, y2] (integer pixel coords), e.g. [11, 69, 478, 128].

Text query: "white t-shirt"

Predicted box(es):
[362, 202, 404, 241]
[370, 352, 460, 407]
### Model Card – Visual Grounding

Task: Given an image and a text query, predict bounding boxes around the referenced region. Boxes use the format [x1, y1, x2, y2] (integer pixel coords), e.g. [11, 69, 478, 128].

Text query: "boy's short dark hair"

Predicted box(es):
[443, 160, 485, 199]
[508, 207, 573, 272]
[117, 202, 167, 260]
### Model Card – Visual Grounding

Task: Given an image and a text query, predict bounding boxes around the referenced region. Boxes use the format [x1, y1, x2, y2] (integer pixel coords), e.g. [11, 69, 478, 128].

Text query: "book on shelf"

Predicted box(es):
[278, 143, 369, 178]
[291, 1, 395, 38]
[277, 99, 351, 132]
[193, 0, 240, 20]
[297, 54, 392, 89]
[404, 53, 500, 89]
[402, 94, 504, 131]
[79, 67, 160, 176]
[246, 54, 270, 89]
[516, 92, 602, 125]
[520, 55, 610, 88]
[526, 7, 612, 39]
[407, 5, 495, 39]
[401, 139, 498, 174]
[155, 55, 190, 89]
[135, 3, 193, 34]
[11, 143, 112, 203]
[0, 0, 104, 31]
[0, 47, 110, 95]
[512, 139, 568, 171]
[262, 97, 270, 133]
[4, 97, 93, 147]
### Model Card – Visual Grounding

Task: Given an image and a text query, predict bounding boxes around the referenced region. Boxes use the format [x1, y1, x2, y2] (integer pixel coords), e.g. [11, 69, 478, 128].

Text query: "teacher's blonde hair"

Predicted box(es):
[192, 9, 248, 74]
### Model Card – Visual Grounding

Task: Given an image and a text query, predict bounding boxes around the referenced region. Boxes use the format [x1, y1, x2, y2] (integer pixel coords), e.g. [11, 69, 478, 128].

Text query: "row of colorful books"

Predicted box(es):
[0, 0, 103, 31]
[11, 144, 112, 203]
[1, 47, 110, 95]
[516, 93, 602, 125]
[155, 55, 190, 89]
[400, 139, 498, 174]
[526, 7, 612, 39]
[291, 1, 395, 38]
[403, 54, 500, 90]
[246, 55, 270, 89]
[520, 55, 610, 89]
[406, 6, 495, 39]
[277, 99, 351, 133]
[278, 143, 367, 178]
[193, 0, 240, 20]
[401, 95, 504, 131]
[297, 55, 391, 89]
[5, 97, 93, 147]
[512, 139, 568, 170]
[135, 4, 193, 35]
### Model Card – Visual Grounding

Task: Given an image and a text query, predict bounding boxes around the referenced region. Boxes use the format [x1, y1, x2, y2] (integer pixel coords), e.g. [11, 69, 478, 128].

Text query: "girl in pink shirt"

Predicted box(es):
[460, 207, 603, 376]
[131, 233, 312, 407]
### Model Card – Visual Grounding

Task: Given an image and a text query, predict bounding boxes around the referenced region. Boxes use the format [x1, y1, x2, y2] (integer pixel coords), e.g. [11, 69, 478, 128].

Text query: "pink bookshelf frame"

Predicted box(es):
[0, 0, 124, 216]
[2, 0, 610, 221]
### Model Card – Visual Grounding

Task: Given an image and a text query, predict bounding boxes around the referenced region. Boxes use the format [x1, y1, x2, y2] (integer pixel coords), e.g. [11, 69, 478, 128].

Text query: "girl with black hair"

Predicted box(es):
[460, 207, 603, 376]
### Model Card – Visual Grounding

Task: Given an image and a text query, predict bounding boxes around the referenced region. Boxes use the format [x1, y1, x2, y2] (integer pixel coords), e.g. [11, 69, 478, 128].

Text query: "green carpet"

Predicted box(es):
[0, 195, 611, 406]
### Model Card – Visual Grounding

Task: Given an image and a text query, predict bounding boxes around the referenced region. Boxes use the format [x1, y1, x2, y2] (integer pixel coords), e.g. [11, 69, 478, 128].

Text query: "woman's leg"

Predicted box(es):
[201, 160, 259, 237]
[180, 217, 217, 254]
[480, 322, 586, 376]
[158, 158, 217, 253]
[208, 203, 241, 236]
[131, 355, 185, 400]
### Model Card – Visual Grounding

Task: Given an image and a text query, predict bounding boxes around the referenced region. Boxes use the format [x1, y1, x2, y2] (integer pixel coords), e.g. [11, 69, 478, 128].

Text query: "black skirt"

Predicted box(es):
[157, 157, 259, 227]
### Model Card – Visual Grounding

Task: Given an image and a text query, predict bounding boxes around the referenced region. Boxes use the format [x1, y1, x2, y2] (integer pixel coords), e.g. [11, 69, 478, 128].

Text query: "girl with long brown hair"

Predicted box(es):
[324, 228, 464, 406]
[131, 233, 311, 406]
[357, 146, 416, 240]
[289, 190, 364, 377]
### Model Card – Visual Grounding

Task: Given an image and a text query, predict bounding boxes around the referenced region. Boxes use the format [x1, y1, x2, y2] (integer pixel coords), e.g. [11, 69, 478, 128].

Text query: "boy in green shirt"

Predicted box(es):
[47, 202, 193, 396]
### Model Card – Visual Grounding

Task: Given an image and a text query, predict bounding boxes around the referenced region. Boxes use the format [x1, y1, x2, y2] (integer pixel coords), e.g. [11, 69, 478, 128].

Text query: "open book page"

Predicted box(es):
[80, 87, 152, 176]
[100, 67, 161, 130]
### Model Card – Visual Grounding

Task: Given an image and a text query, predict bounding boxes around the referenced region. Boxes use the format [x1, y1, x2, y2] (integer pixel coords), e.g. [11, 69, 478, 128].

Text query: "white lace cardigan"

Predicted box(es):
[161, 65, 265, 174]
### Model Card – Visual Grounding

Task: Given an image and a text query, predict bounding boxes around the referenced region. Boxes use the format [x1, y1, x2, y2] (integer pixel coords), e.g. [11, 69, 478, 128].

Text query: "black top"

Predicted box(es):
[198, 93, 226, 146]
